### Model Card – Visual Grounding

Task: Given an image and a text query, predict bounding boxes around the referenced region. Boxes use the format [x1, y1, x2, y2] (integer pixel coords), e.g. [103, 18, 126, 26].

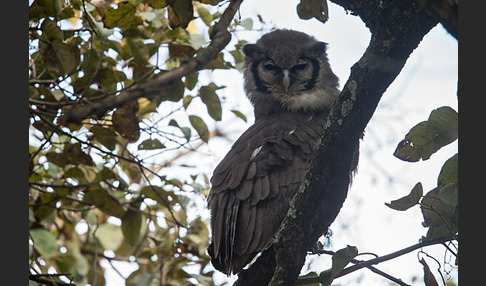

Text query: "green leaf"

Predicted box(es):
[297, 0, 329, 23]
[393, 122, 434, 162]
[90, 125, 118, 151]
[184, 72, 199, 91]
[231, 109, 247, 122]
[394, 107, 458, 162]
[421, 187, 458, 240]
[437, 183, 458, 206]
[121, 208, 144, 247]
[426, 106, 458, 149]
[438, 153, 458, 187]
[197, 6, 213, 26]
[39, 40, 80, 75]
[138, 138, 166, 150]
[40, 18, 64, 41]
[30, 228, 57, 259]
[127, 36, 150, 64]
[199, 83, 223, 121]
[95, 223, 123, 251]
[189, 115, 210, 142]
[239, 18, 253, 30]
[103, 2, 141, 29]
[385, 182, 423, 211]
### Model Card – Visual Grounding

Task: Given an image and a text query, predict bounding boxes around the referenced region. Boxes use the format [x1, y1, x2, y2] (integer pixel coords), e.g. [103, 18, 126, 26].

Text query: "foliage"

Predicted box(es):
[29, 0, 252, 285]
[29, 0, 457, 285]
[386, 106, 458, 285]
[387, 106, 458, 241]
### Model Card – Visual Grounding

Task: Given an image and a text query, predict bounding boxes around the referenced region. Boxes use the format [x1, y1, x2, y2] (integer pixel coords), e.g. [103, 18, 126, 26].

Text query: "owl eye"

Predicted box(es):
[263, 60, 278, 71]
[293, 59, 308, 70]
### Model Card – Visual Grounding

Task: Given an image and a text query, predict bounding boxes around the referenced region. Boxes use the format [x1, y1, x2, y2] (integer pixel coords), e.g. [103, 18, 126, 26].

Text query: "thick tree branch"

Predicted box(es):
[63, 0, 243, 124]
[234, 1, 439, 285]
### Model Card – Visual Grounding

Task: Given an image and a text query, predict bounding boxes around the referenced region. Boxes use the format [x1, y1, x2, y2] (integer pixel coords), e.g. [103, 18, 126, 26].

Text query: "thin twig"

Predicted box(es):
[63, 0, 244, 124]
[296, 236, 455, 285]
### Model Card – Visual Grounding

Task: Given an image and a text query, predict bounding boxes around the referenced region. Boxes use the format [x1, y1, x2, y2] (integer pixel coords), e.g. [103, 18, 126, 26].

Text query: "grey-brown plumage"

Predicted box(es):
[207, 29, 344, 275]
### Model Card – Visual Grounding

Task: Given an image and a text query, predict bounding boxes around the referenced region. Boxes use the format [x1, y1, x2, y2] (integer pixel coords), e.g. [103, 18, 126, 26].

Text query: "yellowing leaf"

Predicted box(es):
[96, 223, 123, 251]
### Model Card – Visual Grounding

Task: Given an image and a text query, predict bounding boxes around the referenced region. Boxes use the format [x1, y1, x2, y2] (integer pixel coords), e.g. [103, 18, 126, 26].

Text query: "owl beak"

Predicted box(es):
[282, 69, 290, 92]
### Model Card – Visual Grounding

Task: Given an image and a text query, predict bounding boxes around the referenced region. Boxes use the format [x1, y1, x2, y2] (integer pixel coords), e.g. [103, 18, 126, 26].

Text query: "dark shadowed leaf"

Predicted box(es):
[320, 245, 358, 285]
[189, 115, 210, 142]
[83, 188, 125, 218]
[127, 36, 150, 64]
[419, 258, 440, 286]
[394, 107, 457, 162]
[167, 0, 193, 28]
[385, 182, 423, 211]
[113, 101, 140, 142]
[89, 125, 118, 151]
[421, 187, 458, 240]
[297, 0, 329, 23]
[39, 40, 80, 75]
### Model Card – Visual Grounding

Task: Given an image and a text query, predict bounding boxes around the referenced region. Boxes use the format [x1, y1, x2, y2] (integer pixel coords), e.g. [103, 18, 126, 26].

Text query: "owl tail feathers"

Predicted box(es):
[207, 242, 256, 276]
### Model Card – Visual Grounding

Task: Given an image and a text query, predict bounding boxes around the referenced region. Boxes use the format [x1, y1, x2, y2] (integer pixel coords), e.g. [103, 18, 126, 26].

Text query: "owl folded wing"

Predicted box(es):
[208, 113, 325, 274]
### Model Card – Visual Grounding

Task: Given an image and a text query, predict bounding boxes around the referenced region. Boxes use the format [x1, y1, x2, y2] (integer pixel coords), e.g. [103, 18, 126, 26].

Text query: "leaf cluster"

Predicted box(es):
[386, 106, 458, 241]
[29, 0, 253, 285]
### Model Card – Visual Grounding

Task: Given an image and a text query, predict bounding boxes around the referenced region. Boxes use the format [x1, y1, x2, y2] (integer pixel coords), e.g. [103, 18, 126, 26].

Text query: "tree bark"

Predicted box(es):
[234, 0, 439, 285]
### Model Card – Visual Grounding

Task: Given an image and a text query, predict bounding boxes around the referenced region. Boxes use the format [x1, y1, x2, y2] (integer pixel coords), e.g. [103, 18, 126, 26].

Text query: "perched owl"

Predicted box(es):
[207, 29, 347, 275]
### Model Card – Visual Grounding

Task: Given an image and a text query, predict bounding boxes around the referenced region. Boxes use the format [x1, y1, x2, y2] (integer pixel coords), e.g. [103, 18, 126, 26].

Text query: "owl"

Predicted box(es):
[207, 29, 344, 276]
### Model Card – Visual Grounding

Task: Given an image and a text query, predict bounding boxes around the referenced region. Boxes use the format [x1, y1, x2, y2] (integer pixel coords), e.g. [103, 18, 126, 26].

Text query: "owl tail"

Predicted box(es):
[207, 241, 256, 276]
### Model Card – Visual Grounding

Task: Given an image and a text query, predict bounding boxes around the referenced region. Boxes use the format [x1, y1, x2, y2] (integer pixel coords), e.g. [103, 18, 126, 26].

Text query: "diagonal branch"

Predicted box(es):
[296, 236, 454, 285]
[63, 0, 244, 124]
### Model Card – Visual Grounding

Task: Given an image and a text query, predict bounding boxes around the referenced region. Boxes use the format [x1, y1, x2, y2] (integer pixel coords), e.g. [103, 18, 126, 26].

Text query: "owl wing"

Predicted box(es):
[207, 112, 327, 275]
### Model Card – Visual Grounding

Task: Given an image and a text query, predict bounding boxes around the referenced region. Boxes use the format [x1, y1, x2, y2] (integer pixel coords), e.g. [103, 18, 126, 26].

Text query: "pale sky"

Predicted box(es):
[88, 0, 458, 285]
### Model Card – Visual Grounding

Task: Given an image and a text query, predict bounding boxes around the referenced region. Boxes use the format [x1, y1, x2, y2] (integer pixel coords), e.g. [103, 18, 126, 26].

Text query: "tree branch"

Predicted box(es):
[234, 1, 439, 285]
[296, 236, 454, 285]
[63, 0, 244, 124]
[29, 274, 75, 286]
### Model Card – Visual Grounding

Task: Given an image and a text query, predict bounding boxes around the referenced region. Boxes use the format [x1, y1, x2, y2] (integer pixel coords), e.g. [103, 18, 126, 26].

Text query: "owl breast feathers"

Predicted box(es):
[207, 29, 344, 275]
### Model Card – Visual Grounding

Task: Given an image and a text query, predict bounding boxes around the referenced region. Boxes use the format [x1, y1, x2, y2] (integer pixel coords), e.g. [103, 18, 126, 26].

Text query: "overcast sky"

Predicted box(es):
[84, 1, 457, 285]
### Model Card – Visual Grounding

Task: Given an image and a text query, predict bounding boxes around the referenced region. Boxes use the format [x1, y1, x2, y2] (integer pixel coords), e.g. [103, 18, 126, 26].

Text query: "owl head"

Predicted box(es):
[242, 29, 340, 117]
